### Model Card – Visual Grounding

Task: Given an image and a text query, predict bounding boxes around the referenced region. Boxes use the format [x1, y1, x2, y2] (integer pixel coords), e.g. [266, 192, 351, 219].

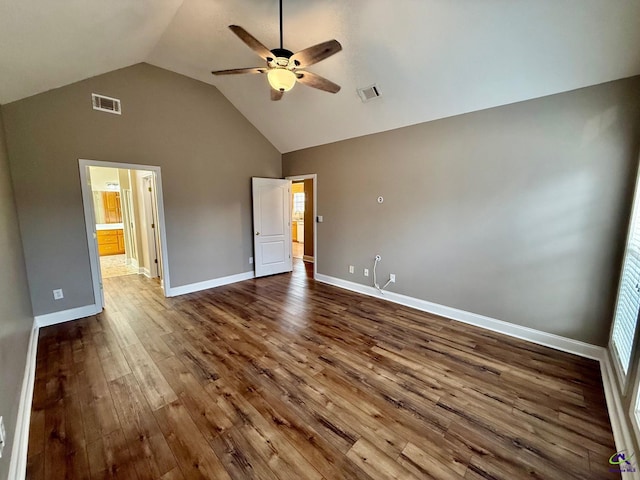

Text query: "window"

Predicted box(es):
[293, 192, 305, 214]
[611, 170, 640, 388]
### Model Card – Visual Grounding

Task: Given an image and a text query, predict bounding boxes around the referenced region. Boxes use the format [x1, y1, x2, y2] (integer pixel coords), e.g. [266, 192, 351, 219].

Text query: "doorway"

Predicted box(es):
[79, 159, 171, 309]
[286, 174, 317, 278]
[291, 181, 305, 260]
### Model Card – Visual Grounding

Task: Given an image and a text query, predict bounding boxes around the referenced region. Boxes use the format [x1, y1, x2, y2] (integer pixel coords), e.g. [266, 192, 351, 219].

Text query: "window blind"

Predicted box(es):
[612, 194, 640, 377]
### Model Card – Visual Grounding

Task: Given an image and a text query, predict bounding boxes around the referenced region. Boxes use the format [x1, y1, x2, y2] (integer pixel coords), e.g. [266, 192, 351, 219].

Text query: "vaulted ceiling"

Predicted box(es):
[2, 0, 640, 152]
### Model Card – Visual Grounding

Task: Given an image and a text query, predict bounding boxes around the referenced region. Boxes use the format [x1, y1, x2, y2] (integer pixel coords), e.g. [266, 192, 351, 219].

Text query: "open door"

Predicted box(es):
[252, 177, 292, 277]
[141, 174, 164, 279]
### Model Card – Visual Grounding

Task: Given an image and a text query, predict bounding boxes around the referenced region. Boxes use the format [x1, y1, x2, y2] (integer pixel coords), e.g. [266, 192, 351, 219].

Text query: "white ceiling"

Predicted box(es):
[2, 1, 640, 153]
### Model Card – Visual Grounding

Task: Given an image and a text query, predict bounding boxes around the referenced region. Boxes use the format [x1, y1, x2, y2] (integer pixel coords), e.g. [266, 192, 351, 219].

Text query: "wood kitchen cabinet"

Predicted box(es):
[102, 191, 122, 223]
[97, 229, 125, 256]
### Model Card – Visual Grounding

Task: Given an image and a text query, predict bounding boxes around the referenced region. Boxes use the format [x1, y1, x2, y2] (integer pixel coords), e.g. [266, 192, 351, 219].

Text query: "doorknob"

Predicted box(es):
[256, 232, 260, 236]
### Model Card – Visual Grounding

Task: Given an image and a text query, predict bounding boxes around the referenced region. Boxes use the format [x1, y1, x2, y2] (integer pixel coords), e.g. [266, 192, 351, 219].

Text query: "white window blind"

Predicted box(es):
[293, 192, 305, 214]
[612, 187, 640, 378]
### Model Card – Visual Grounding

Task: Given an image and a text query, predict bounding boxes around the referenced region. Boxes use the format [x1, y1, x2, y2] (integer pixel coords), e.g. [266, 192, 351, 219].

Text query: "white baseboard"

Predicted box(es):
[140, 267, 151, 278]
[34, 304, 102, 328]
[315, 274, 605, 361]
[167, 271, 255, 297]
[303, 255, 315, 263]
[8, 320, 39, 480]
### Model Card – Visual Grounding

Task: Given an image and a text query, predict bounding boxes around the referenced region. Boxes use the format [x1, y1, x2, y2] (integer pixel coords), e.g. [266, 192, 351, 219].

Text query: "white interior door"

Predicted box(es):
[121, 189, 137, 264]
[142, 175, 160, 278]
[252, 177, 292, 277]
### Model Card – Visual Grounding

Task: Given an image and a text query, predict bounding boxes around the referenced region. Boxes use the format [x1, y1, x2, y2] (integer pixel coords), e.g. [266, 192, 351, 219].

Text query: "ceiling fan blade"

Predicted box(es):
[295, 71, 341, 94]
[211, 67, 267, 76]
[229, 25, 274, 61]
[271, 89, 284, 101]
[290, 40, 342, 68]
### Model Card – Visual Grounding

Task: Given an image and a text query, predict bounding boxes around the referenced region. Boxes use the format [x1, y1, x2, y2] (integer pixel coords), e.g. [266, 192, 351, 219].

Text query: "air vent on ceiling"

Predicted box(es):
[357, 84, 381, 103]
[91, 93, 121, 115]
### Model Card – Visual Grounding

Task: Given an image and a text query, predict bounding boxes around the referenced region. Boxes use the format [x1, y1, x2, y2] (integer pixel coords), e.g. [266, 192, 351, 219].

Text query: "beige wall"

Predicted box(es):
[0, 106, 33, 479]
[284, 77, 640, 346]
[89, 166, 119, 191]
[117, 169, 130, 190]
[3, 63, 281, 316]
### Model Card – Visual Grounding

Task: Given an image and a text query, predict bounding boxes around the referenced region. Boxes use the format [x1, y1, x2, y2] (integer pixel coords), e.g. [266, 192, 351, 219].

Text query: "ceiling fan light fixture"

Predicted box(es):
[267, 68, 296, 92]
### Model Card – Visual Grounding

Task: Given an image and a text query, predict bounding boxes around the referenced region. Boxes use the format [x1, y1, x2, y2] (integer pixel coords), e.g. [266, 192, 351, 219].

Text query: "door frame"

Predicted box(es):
[285, 174, 318, 280]
[79, 159, 172, 308]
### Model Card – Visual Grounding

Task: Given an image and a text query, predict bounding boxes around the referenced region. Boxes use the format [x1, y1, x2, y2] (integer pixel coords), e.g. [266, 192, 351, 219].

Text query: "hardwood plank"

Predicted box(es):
[346, 438, 418, 480]
[26, 452, 44, 480]
[109, 373, 177, 479]
[153, 400, 231, 480]
[155, 355, 233, 442]
[398, 442, 466, 480]
[158, 467, 185, 480]
[86, 429, 139, 479]
[77, 359, 120, 444]
[122, 344, 177, 411]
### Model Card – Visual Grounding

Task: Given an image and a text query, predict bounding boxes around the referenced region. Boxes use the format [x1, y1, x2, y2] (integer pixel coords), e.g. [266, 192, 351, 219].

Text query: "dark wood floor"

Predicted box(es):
[26, 260, 619, 479]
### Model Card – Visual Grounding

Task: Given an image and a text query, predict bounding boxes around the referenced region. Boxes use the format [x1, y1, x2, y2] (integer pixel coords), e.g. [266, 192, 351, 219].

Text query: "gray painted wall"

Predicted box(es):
[284, 77, 640, 346]
[3, 63, 281, 317]
[0, 106, 33, 479]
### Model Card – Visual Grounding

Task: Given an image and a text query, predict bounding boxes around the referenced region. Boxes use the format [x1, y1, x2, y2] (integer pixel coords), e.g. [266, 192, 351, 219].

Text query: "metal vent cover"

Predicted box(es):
[91, 93, 121, 115]
[357, 84, 381, 102]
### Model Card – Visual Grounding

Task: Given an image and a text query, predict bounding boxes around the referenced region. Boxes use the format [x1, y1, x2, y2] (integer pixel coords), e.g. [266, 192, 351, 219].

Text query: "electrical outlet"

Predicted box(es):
[249, 257, 254, 264]
[0, 415, 5, 458]
[390, 274, 396, 283]
[364, 268, 369, 277]
[349, 265, 354, 274]
[53, 289, 64, 300]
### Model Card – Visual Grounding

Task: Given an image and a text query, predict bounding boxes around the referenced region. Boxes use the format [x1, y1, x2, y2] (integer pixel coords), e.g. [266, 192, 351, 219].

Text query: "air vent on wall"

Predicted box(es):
[357, 84, 381, 103]
[91, 93, 121, 115]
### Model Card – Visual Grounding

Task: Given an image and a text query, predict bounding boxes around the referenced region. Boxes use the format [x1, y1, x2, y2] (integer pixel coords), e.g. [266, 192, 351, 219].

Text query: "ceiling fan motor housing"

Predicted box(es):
[269, 48, 295, 68]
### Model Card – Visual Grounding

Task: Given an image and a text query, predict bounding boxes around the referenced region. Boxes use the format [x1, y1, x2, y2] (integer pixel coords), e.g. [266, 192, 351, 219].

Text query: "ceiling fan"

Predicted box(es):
[211, 0, 342, 101]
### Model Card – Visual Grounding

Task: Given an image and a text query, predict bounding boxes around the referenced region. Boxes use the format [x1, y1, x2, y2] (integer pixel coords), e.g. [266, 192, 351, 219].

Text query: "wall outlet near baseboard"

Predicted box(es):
[53, 289, 64, 300]
[249, 257, 254, 264]
[364, 268, 369, 277]
[349, 265, 354, 274]
[390, 274, 396, 283]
